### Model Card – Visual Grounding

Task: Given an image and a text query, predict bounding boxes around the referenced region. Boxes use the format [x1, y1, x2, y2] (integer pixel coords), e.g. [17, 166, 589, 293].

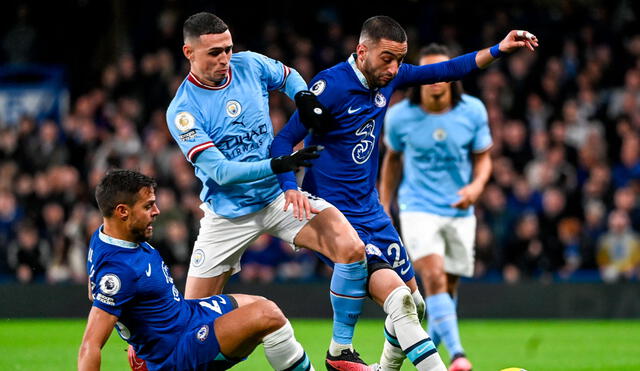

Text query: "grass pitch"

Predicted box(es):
[0, 318, 638, 370]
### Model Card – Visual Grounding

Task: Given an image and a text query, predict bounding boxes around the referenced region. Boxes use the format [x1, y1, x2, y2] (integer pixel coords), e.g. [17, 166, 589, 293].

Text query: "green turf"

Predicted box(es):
[0, 318, 638, 370]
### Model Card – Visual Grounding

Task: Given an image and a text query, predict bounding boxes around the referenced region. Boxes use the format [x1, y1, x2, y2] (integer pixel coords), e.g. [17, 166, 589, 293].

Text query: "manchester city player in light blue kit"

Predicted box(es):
[165, 13, 373, 370]
[78, 170, 315, 371]
[380, 44, 494, 371]
[271, 16, 538, 371]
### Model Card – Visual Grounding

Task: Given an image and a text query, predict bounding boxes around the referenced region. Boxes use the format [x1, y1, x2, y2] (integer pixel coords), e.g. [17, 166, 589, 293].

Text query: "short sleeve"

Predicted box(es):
[384, 102, 408, 152]
[248, 51, 290, 91]
[470, 99, 492, 152]
[91, 261, 137, 317]
[166, 107, 215, 163]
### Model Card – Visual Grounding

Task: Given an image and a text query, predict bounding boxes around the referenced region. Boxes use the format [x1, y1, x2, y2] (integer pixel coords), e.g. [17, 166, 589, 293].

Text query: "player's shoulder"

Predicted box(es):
[308, 62, 351, 100]
[458, 94, 486, 112]
[387, 98, 419, 124]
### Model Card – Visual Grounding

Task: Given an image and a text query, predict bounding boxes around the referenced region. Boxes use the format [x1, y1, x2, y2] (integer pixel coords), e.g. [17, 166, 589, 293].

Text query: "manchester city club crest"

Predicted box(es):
[374, 92, 386, 107]
[174, 112, 195, 132]
[433, 128, 447, 141]
[226, 100, 242, 118]
[192, 249, 205, 267]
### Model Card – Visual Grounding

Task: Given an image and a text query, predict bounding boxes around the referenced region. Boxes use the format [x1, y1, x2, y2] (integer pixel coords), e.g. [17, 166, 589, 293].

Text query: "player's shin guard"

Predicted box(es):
[384, 286, 446, 371]
[329, 260, 367, 354]
[426, 293, 464, 358]
[263, 321, 314, 371]
[379, 315, 406, 370]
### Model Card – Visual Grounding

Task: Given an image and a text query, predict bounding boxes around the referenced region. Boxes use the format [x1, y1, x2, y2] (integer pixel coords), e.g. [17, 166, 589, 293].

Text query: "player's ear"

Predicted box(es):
[183, 43, 194, 61]
[114, 204, 129, 221]
[356, 43, 368, 62]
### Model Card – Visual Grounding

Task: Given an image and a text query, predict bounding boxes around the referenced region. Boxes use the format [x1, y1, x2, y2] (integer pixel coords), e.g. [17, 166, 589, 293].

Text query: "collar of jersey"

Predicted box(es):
[99, 226, 138, 249]
[348, 54, 370, 90]
[187, 68, 233, 90]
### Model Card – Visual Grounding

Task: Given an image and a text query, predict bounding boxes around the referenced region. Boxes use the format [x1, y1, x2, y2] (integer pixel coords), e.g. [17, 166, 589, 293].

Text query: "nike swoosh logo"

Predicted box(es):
[145, 264, 151, 277]
[415, 343, 431, 354]
[347, 106, 362, 114]
[400, 264, 410, 275]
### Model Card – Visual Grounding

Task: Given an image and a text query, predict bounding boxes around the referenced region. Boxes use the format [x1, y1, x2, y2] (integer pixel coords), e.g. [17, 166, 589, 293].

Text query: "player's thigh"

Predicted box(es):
[399, 211, 446, 262]
[188, 203, 264, 279]
[214, 299, 286, 359]
[176, 295, 241, 369]
[442, 215, 477, 277]
[267, 193, 362, 263]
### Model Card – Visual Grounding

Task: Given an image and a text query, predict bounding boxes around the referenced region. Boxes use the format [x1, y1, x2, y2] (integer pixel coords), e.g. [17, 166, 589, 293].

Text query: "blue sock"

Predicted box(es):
[330, 260, 367, 345]
[426, 293, 464, 357]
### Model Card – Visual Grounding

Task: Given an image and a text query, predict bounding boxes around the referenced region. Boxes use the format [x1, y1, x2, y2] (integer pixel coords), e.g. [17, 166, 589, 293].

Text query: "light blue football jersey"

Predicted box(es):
[384, 95, 492, 217]
[166, 51, 292, 218]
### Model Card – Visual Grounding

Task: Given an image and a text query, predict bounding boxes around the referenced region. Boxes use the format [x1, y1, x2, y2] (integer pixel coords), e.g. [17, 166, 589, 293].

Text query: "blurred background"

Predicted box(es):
[0, 0, 639, 318]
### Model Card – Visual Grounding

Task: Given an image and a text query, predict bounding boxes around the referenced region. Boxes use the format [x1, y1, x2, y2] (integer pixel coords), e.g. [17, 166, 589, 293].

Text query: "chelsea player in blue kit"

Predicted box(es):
[78, 170, 315, 371]
[380, 44, 494, 371]
[165, 13, 372, 370]
[271, 16, 538, 371]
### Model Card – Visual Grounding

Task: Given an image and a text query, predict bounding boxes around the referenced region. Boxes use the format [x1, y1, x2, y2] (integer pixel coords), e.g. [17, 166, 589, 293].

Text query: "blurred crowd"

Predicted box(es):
[1, 1, 639, 285]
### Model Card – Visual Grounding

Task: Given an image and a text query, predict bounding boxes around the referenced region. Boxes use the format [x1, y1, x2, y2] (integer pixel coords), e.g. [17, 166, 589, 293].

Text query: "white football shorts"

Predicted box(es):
[188, 191, 332, 278]
[399, 211, 476, 277]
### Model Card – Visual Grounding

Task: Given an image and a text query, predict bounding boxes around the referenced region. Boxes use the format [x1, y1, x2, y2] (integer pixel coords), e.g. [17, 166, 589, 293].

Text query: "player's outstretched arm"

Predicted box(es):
[78, 307, 118, 371]
[475, 30, 538, 69]
[397, 30, 538, 87]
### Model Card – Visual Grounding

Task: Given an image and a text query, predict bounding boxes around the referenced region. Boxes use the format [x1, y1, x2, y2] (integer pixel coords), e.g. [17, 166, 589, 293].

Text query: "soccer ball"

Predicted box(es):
[500, 368, 528, 371]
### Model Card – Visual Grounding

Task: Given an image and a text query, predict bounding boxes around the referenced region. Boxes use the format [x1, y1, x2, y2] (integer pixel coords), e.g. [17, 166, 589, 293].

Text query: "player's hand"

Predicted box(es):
[451, 182, 484, 209]
[284, 189, 321, 220]
[128, 345, 148, 371]
[498, 30, 539, 53]
[295, 90, 332, 134]
[271, 145, 324, 174]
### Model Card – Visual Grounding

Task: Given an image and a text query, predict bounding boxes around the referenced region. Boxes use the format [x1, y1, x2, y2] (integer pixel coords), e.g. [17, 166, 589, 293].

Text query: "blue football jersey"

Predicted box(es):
[87, 227, 235, 370]
[272, 52, 478, 218]
[166, 51, 292, 218]
[385, 95, 492, 217]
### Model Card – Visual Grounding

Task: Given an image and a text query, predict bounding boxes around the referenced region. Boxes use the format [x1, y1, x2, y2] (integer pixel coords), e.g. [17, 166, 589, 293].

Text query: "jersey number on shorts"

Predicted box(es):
[388, 243, 407, 273]
[352, 119, 376, 164]
[199, 299, 222, 314]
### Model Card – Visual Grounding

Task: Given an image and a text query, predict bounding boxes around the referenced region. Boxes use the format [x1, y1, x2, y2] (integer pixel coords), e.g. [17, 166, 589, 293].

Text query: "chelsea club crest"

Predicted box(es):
[374, 92, 386, 107]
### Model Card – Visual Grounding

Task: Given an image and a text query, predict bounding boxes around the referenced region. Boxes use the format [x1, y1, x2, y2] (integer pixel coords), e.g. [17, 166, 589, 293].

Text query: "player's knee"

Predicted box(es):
[332, 232, 365, 263]
[423, 269, 447, 293]
[258, 300, 287, 332]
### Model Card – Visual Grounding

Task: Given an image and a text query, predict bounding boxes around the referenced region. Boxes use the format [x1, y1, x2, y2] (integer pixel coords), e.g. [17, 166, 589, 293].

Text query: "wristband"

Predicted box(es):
[490, 44, 503, 58]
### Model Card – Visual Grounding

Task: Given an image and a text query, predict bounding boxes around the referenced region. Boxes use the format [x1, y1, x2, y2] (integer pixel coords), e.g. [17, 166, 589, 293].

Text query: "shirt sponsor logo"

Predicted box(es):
[226, 100, 242, 118]
[96, 293, 116, 306]
[174, 112, 195, 132]
[179, 129, 197, 142]
[310, 80, 326, 96]
[99, 274, 121, 296]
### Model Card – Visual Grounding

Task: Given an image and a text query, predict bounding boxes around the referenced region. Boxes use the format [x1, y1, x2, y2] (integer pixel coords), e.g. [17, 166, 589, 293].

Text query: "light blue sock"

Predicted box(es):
[330, 260, 367, 345]
[426, 293, 464, 357]
[427, 313, 441, 347]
